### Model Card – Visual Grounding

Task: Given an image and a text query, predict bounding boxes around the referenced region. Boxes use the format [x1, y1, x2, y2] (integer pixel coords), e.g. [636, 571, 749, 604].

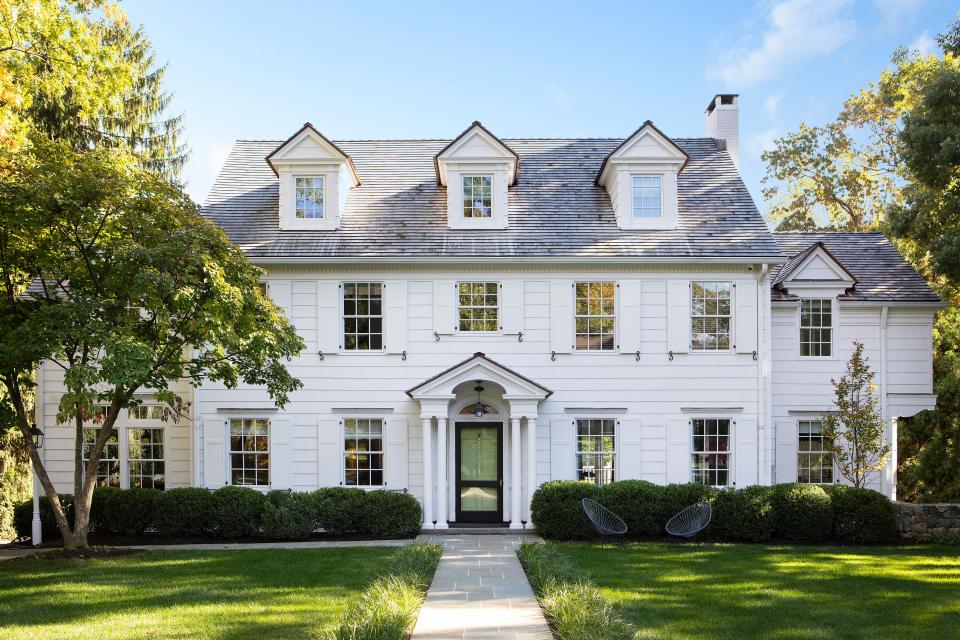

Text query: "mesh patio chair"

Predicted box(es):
[665, 501, 712, 540]
[582, 498, 628, 536]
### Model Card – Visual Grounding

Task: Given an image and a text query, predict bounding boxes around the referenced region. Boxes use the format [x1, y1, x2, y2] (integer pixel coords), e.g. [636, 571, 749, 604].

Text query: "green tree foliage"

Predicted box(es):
[822, 342, 890, 489]
[0, 139, 304, 547]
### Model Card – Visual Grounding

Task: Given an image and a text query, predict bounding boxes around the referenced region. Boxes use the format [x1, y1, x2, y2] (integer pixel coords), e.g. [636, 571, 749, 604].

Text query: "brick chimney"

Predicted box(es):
[705, 94, 740, 170]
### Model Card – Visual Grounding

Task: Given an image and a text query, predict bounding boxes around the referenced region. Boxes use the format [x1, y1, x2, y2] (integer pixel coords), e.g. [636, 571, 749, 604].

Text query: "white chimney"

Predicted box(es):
[705, 94, 740, 170]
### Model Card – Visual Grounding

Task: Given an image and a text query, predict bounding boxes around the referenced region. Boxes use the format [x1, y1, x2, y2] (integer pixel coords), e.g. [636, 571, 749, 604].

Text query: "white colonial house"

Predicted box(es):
[36, 94, 941, 529]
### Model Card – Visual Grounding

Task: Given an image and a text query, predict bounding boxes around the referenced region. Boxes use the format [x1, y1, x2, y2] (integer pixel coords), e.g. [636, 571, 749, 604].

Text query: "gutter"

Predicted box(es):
[757, 263, 769, 485]
[250, 255, 788, 266]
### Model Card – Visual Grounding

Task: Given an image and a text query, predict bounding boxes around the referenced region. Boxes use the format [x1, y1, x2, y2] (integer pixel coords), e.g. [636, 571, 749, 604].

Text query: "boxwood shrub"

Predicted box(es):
[261, 490, 318, 540]
[825, 485, 897, 543]
[598, 480, 663, 538]
[13, 493, 73, 541]
[153, 487, 217, 537]
[211, 486, 267, 538]
[712, 485, 775, 542]
[530, 480, 601, 539]
[90, 486, 123, 533]
[771, 483, 833, 542]
[103, 488, 162, 536]
[314, 487, 367, 535]
[361, 490, 422, 538]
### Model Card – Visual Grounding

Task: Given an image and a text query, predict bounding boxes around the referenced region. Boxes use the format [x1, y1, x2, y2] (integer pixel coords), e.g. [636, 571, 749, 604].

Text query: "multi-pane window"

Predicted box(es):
[575, 281, 616, 351]
[129, 428, 165, 490]
[462, 176, 492, 218]
[129, 404, 165, 420]
[295, 176, 324, 219]
[458, 282, 499, 332]
[576, 419, 616, 485]
[229, 418, 269, 486]
[632, 175, 662, 218]
[691, 418, 732, 486]
[344, 418, 384, 486]
[343, 282, 383, 350]
[691, 281, 732, 351]
[82, 428, 120, 487]
[800, 299, 832, 357]
[798, 420, 833, 484]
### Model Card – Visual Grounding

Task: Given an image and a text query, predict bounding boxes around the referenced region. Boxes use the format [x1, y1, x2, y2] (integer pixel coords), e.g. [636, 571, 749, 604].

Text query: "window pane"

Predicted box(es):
[462, 175, 493, 218]
[342, 282, 384, 351]
[295, 176, 325, 219]
[690, 282, 732, 351]
[574, 281, 616, 351]
[800, 299, 832, 357]
[576, 419, 616, 485]
[344, 418, 384, 486]
[632, 175, 662, 218]
[458, 282, 499, 332]
[229, 419, 269, 486]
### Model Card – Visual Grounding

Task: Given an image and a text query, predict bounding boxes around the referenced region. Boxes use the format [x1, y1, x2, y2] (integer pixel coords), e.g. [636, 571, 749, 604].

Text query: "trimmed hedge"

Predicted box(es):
[154, 487, 217, 537]
[104, 488, 162, 536]
[13, 493, 73, 541]
[530, 480, 899, 544]
[262, 490, 318, 540]
[211, 486, 267, 538]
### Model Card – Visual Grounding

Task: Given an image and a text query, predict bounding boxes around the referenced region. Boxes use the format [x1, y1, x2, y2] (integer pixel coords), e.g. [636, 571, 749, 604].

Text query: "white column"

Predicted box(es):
[435, 417, 448, 529]
[525, 417, 537, 526]
[421, 417, 434, 528]
[510, 416, 522, 529]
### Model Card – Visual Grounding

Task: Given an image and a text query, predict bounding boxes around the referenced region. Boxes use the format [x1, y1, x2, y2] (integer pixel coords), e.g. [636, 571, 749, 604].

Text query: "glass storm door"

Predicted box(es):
[456, 423, 503, 523]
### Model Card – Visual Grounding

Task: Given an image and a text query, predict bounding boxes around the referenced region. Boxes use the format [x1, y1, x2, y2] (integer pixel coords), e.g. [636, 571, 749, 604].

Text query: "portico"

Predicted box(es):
[406, 352, 551, 529]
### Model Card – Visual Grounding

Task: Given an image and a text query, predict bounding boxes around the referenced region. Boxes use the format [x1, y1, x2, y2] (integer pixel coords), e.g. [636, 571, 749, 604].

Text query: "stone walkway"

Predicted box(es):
[411, 534, 552, 640]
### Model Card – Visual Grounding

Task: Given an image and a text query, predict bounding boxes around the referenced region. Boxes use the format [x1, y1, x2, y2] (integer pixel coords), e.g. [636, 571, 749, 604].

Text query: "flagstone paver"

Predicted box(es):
[411, 534, 551, 640]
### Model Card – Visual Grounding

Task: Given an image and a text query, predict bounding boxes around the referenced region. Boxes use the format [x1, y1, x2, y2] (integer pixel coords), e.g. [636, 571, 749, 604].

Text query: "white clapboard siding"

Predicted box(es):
[384, 280, 408, 354]
[667, 280, 690, 354]
[384, 416, 409, 490]
[550, 280, 573, 354]
[550, 418, 575, 480]
[734, 280, 758, 354]
[203, 418, 227, 488]
[734, 418, 758, 487]
[270, 418, 292, 490]
[433, 280, 456, 335]
[619, 280, 643, 354]
[501, 280, 524, 335]
[618, 418, 642, 480]
[318, 417, 341, 487]
[317, 281, 340, 353]
[269, 280, 292, 320]
[666, 417, 690, 483]
[775, 419, 798, 483]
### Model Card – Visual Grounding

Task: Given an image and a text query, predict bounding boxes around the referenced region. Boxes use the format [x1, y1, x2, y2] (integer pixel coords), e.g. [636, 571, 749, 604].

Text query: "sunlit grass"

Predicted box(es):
[558, 542, 960, 640]
[0, 547, 398, 640]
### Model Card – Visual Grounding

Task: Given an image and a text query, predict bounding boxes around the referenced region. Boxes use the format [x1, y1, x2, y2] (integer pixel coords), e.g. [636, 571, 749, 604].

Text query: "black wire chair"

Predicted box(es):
[665, 501, 712, 540]
[582, 498, 628, 536]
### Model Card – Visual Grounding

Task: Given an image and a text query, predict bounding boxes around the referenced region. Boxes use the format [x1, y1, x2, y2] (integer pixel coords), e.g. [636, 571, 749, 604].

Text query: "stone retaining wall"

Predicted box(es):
[894, 502, 960, 541]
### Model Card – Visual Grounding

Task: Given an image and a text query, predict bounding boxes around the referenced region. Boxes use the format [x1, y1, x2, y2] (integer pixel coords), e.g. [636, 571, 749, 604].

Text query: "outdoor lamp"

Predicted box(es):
[29, 423, 44, 449]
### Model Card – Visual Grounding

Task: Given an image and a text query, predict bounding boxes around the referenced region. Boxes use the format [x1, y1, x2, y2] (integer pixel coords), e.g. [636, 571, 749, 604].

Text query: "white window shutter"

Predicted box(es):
[384, 417, 409, 490]
[317, 281, 340, 353]
[269, 418, 292, 490]
[734, 418, 758, 488]
[666, 417, 690, 483]
[501, 280, 524, 335]
[203, 418, 227, 488]
[618, 280, 642, 354]
[734, 280, 758, 354]
[384, 281, 407, 354]
[318, 417, 342, 487]
[667, 280, 690, 354]
[433, 280, 456, 335]
[618, 418, 642, 480]
[269, 280, 292, 319]
[775, 419, 798, 483]
[550, 418, 575, 480]
[550, 280, 573, 354]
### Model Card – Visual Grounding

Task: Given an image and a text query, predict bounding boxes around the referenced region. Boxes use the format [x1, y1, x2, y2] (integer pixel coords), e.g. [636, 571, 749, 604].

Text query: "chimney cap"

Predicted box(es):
[706, 94, 739, 114]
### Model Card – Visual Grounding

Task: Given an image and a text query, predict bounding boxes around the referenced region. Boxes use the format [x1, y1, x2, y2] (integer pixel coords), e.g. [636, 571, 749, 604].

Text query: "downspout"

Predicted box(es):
[880, 306, 891, 497]
[757, 263, 769, 485]
[191, 347, 201, 488]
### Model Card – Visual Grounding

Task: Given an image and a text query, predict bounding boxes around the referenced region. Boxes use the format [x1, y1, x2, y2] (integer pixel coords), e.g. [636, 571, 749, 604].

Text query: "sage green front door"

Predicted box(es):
[455, 423, 503, 523]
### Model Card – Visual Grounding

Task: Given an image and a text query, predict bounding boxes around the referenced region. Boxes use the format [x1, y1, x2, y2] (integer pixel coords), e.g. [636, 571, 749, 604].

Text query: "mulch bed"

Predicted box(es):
[11, 546, 143, 562]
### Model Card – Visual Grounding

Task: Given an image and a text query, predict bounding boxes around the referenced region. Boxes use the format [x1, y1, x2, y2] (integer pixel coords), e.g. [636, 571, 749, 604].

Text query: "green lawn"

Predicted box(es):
[0, 547, 399, 640]
[559, 542, 960, 640]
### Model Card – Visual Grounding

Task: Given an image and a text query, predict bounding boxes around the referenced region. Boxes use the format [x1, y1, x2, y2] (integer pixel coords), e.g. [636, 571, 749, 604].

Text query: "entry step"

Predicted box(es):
[420, 526, 537, 535]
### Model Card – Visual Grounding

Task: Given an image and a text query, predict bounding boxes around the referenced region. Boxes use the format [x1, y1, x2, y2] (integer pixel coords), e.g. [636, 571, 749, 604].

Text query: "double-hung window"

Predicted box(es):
[800, 299, 832, 357]
[229, 418, 269, 486]
[343, 282, 383, 350]
[129, 428, 165, 490]
[458, 282, 499, 332]
[691, 418, 732, 486]
[574, 281, 616, 351]
[632, 175, 662, 218]
[82, 428, 120, 487]
[295, 176, 324, 219]
[129, 404, 165, 420]
[462, 176, 493, 218]
[691, 281, 732, 350]
[576, 419, 616, 485]
[343, 418, 384, 486]
[798, 420, 833, 484]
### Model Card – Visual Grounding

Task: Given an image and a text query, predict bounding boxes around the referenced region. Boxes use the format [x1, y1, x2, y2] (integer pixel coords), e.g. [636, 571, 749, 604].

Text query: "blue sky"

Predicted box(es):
[123, 0, 956, 208]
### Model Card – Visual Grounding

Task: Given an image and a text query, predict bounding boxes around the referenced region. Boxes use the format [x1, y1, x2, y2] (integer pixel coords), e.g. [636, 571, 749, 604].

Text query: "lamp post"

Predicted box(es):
[29, 424, 44, 546]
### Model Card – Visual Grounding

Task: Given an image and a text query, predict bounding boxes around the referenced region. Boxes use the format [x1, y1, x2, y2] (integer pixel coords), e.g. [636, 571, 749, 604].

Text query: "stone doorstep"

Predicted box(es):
[422, 527, 538, 535]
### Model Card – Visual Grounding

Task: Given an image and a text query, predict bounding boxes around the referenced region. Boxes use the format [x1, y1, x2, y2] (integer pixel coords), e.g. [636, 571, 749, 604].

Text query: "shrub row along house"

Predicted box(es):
[36, 94, 940, 529]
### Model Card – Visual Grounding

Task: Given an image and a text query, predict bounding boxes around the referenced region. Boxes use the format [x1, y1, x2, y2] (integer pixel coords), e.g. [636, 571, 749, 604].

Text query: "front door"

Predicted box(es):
[455, 422, 503, 523]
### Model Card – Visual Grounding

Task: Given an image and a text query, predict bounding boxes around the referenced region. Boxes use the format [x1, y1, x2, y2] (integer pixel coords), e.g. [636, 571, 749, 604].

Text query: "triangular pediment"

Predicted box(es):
[595, 121, 689, 184]
[785, 244, 855, 284]
[406, 352, 551, 400]
[435, 122, 519, 185]
[266, 123, 360, 185]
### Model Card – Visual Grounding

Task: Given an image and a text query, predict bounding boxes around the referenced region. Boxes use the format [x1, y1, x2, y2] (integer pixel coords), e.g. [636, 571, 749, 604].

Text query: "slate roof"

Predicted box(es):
[771, 232, 940, 303]
[202, 137, 782, 260]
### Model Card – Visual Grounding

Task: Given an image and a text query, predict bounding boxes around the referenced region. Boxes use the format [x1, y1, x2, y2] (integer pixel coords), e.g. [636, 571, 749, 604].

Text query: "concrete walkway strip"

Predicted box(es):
[412, 534, 552, 640]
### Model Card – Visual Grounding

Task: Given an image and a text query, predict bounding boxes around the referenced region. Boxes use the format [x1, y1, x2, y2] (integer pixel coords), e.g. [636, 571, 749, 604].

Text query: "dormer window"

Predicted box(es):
[295, 176, 325, 219]
[463, 176, 493, 218]
[632, 175, 662, 218]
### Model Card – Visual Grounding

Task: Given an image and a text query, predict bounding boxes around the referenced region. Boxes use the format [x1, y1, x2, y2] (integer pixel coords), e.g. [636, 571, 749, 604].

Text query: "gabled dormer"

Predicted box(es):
[595, 121, 688, 230]
[266, 123, 360, 231]
[435, 122, 519, 230]
[774, 242, 857, 298]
